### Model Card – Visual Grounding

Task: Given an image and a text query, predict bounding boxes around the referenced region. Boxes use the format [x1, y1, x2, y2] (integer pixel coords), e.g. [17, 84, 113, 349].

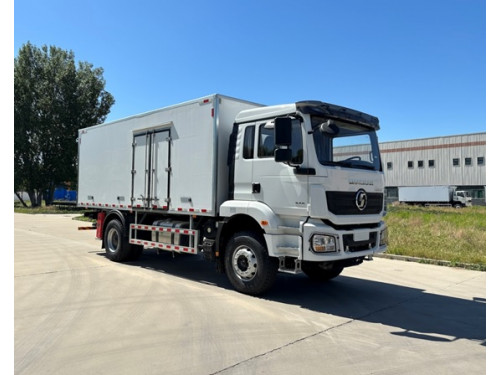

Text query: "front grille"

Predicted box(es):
[326, 191, 383, 215]
[343, 232, 377, 252]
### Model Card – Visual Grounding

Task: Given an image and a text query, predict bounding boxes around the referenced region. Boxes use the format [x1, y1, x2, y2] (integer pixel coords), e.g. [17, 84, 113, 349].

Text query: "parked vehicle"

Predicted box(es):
[398, 186, 472, 207]
[77, 94, 388, 295]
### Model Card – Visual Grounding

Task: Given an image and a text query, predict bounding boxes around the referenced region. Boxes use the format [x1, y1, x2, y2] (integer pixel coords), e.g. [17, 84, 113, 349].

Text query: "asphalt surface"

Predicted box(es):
[14, 213, 486, 375]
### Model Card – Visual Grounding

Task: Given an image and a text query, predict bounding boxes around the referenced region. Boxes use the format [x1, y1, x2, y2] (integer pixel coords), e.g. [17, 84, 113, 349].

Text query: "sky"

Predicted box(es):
[12, 0, 488, 143]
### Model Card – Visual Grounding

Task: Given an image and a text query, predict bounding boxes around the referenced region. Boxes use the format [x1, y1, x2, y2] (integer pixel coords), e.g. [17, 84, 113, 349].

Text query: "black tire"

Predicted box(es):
[224, 231, 278, 295]
[104, 219, 140, 262]
[301, 261, 344, 282]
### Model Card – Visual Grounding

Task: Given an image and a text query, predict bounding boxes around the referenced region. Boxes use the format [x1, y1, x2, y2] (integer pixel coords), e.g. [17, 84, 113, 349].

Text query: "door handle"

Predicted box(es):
[252, 183, 261, 194]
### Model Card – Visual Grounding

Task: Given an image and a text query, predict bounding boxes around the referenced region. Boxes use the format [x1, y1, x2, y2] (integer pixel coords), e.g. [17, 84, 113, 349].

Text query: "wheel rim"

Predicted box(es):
[106, 227, 120, 253]
[232, 246, 258, 281]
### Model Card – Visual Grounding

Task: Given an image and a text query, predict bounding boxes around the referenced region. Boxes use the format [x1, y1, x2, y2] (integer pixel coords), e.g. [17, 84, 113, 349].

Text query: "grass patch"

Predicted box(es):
[14, 201, 91, 218]
[385, 205, 486, 270]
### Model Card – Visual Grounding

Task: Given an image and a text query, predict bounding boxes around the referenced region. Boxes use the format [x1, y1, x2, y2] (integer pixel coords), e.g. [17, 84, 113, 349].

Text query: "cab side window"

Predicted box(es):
[258, 121, 303, 163]
[258, 126, 275, 158]
[243, 125, 255, 159]
[289, 120, 303, 164]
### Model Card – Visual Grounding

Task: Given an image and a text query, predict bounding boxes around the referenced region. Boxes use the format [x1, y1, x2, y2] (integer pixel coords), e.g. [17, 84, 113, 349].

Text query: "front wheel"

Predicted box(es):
[224, 231, 278, 295]
[301, 261, 344, 282]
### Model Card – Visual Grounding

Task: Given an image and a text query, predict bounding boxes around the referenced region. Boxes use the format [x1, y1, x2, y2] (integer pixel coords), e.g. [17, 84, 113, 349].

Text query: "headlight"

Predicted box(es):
[311, 234, 339, 253]
[380, 227, 389, 247]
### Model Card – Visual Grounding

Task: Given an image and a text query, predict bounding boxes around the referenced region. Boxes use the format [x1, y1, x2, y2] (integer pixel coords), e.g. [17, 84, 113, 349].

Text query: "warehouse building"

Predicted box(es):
[380, 132, 486, 205]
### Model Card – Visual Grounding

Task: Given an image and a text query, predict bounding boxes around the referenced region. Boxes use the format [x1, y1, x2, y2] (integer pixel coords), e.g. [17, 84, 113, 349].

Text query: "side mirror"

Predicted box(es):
[275, 148, 292, 163]
[319, 119, 339, 137]
[275, 117, 292, 146]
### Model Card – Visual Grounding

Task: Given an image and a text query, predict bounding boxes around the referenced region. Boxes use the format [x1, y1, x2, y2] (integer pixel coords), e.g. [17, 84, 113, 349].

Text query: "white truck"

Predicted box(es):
[398, 186, 472, 207]
[78, 94, 388, 295]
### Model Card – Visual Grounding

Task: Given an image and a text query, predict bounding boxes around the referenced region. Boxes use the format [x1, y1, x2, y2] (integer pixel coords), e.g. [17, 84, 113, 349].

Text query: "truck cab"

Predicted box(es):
[454, 190, 472, 207]
[221, 101, 388, 292]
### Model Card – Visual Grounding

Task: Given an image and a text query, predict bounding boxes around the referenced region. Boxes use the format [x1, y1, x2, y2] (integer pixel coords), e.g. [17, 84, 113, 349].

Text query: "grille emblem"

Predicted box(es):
[355, 189, 368, 211]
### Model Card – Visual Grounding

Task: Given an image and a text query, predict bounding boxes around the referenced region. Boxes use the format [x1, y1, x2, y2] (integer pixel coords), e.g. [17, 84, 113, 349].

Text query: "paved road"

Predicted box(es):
[14, 213, 486, 375]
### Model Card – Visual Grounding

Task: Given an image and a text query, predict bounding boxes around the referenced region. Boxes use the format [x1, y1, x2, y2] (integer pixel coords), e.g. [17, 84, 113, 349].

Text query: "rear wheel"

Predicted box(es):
[301, 261, 344, 281]
[104, 219, 141, 262]
[224, 231, 278, 295]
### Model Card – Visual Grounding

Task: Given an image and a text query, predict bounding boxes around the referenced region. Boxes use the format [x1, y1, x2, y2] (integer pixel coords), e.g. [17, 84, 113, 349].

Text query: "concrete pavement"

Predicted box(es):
[14, 213, 486, 374]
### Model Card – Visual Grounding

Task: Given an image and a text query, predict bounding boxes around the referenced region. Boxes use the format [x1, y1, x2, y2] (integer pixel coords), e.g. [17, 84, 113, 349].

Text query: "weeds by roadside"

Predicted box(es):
[14, 201, 90, 216]
[384, 205, 486, 270]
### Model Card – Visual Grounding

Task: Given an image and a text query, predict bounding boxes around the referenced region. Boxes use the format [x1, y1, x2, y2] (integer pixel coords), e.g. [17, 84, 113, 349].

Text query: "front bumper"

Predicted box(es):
[301, 218, 387, 262]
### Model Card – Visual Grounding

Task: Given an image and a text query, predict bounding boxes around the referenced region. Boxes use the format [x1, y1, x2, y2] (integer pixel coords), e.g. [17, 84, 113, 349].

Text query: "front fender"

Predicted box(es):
[219, 200, 280, 233]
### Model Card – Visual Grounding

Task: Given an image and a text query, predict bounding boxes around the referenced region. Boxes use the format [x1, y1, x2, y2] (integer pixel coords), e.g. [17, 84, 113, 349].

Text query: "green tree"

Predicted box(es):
[14, 42, 115, 207]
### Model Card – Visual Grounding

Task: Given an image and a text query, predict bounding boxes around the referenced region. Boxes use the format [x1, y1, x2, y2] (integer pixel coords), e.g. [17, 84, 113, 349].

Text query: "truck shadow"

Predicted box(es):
[105, 249, 486, 346]
[269, 272, 486, 345]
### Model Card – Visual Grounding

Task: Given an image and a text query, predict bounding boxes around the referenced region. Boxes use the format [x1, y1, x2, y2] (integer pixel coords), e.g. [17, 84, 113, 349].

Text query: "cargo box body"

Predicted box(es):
[398, 185, 454, 203]
[77, 94, 261, 215]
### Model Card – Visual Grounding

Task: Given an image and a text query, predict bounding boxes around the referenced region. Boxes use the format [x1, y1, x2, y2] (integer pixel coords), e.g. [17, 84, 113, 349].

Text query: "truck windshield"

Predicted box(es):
[311, 116, 382, 171]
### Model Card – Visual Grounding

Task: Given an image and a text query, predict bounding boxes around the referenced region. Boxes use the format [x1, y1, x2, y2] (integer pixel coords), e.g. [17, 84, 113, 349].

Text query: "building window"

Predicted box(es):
[418, 160, 424, 168]
[408, 161, 414, 169]
[477, 156, 485, 165]
[428, 159, 435, 168]
[453, 158, 459, 166]
[386, 162, 393, 170]
[465, 157, 472, 166]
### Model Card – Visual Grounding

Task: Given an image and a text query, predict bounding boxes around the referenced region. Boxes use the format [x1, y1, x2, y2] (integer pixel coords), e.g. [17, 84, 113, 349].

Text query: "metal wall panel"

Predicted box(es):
[380, 133, 486, 187]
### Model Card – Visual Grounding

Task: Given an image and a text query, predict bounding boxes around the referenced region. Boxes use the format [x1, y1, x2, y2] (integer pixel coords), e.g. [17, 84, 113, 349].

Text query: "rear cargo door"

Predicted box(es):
[131, 128, 171, 209]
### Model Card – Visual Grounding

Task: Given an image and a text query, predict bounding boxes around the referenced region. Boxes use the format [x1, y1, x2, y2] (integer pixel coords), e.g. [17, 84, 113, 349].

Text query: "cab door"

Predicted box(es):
[248, 119, 309, 217]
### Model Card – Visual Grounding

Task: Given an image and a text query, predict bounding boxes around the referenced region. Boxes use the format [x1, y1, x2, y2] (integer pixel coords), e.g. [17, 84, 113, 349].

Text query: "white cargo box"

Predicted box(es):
[77, 94, 261, 215]
[398, 186, 455, 203]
